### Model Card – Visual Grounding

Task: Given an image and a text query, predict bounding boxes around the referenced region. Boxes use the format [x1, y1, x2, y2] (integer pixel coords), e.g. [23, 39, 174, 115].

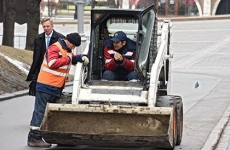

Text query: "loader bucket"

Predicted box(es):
[40, 103, 175, 149]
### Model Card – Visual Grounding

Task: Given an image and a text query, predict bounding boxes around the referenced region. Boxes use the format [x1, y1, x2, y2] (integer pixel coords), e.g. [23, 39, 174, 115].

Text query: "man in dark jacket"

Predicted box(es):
[103, 31, 138, 81]
[26, 17, 64, 95]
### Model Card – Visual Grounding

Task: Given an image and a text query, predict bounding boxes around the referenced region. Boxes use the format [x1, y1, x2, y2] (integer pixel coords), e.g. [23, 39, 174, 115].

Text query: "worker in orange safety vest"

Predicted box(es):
[27, 32, 89, 147]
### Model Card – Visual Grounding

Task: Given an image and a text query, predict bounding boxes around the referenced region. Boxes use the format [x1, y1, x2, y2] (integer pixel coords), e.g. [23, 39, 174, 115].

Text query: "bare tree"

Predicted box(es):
[26, 0, 41, 50]
[2, 0, 17, 47]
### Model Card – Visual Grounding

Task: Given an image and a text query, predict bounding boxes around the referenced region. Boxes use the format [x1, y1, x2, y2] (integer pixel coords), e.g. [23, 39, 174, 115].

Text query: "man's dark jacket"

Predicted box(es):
[26, 30, 65, 81]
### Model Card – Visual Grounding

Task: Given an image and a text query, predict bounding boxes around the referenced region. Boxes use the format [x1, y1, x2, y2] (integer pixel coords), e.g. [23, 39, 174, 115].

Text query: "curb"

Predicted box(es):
[201, 105, 230, 150]
[53, 19, 91, 24]
[0, 82, 73, 102]
[0, 89, 29, 102]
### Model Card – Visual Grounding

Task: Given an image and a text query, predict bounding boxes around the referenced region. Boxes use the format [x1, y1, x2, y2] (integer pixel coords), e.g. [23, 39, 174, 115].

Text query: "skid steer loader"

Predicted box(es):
[40, 4, 183, 149]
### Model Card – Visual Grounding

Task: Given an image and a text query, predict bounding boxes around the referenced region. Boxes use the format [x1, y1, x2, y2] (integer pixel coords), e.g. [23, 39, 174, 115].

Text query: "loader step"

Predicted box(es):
[78, 80, 148, 104]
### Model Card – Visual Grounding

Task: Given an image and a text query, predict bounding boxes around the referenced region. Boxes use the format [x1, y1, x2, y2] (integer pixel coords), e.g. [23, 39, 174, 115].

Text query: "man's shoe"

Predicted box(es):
[27, 137, 51, 147]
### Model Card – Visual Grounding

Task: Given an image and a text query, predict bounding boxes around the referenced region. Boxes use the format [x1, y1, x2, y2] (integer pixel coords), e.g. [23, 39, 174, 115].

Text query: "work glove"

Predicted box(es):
[67, 53, 72, 63]
[81, 56, 89, 65]
[28, 80, 37, 96]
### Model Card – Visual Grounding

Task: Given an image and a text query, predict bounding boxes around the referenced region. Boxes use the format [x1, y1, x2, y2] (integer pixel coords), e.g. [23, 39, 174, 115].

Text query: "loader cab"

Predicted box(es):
[87, 5, 158, 88]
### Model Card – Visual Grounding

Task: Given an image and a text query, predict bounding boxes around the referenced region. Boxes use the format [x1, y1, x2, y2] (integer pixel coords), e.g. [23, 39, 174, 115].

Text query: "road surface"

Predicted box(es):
[0, 19, 230, 150]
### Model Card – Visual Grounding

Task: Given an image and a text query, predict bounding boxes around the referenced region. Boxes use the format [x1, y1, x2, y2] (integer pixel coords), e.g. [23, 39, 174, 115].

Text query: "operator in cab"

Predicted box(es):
[102, 31, 138, 81]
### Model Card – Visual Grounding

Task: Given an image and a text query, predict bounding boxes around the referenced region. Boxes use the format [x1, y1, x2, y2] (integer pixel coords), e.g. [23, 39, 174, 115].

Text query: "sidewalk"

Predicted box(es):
[215, 119, 230, 150]
[51, 14, 230, 24]
[202, 105, 230, 150]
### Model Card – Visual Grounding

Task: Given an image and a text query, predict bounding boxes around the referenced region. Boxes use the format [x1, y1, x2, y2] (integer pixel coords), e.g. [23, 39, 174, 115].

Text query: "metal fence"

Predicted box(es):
[0, 35, 26, 49]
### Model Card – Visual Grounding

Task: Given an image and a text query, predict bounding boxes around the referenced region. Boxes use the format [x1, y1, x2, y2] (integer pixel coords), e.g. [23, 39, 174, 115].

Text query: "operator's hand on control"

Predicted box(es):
[114, 52, 123, 62]
[82, 56, 89, 65]
[67, 53, 72, 63]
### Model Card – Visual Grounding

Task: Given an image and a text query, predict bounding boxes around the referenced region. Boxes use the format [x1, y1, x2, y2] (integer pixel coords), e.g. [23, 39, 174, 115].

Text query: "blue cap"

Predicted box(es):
[110, 31, 127, 42]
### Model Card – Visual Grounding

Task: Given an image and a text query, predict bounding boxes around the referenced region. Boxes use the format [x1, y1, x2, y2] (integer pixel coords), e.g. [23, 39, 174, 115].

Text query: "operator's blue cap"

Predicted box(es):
[110, 31, 127, 42]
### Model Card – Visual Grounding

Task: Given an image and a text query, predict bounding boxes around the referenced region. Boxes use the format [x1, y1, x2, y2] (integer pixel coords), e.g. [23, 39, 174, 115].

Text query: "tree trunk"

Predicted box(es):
[25, 0, 41, 50]
[2, 0, 17, 47]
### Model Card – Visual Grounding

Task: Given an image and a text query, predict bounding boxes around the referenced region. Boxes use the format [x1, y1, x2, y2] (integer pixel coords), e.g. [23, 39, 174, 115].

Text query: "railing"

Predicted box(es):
[0, 35, 26, 49]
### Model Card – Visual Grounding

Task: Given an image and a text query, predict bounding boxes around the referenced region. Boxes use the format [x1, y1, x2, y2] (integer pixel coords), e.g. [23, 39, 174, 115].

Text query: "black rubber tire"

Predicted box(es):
[57, 144, 76, 147]
[156, 95, 177, 148]
[175, 95, 183, 145]
[156, 95, 175, 107]
[56, 92, 72, 104]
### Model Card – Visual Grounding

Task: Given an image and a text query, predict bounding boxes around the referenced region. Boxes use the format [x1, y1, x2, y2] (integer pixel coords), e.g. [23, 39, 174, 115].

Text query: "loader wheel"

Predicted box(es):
[156, 95, 177, 148]
[57, 144, 75, 147]
[175, 95, 183, 145]
[56, 92, 72, 104]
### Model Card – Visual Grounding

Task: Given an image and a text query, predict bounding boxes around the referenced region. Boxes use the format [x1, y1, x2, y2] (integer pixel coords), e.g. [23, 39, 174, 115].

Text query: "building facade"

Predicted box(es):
[148, 0, 230, 17]
[196, 0, 230, 16]
[38, 0, 230, 18]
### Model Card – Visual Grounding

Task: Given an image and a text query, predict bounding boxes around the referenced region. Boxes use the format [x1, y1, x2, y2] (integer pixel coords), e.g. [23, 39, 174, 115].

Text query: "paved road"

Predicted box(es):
[172, 19, 230, 150]
[1, 19, 230, 150]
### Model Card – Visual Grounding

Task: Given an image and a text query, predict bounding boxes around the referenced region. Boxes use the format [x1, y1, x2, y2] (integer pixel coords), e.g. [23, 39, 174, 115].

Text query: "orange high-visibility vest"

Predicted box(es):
[37, 42, 71, 88]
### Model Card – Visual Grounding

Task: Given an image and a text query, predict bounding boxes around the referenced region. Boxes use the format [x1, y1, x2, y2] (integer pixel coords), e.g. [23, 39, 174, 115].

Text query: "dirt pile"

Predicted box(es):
[0, 45, 33, 95]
